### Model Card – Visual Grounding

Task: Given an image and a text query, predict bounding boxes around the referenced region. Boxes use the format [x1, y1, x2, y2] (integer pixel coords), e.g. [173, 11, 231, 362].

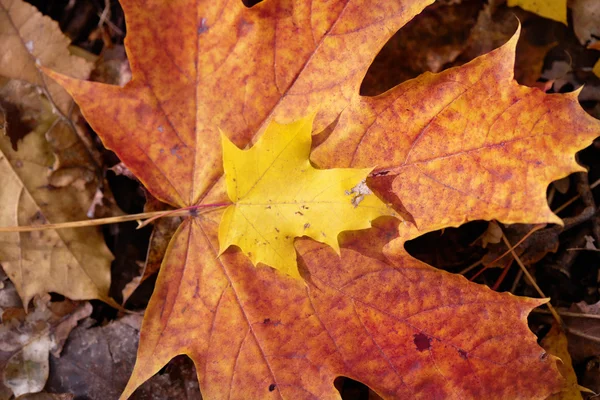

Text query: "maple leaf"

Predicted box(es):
[44, 0, 600, 398]
[219, 115, 394, 277]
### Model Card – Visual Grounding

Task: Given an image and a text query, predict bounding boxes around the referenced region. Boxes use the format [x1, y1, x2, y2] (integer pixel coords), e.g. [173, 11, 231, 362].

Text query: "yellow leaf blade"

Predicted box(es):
[219, 116, 395, 277]
[507, 0, 567, 24]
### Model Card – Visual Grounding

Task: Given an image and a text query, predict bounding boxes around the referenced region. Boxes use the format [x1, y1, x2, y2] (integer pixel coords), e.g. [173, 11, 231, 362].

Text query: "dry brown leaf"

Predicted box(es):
[455, 3, 557, 86]
[0, 0, 114, 210]
[46, 314, 201, 400]
[565, 301, 600, 363]
[0, 97, 114, 306]
[361, 0, 483, 95]
[0, 0, 92, 113]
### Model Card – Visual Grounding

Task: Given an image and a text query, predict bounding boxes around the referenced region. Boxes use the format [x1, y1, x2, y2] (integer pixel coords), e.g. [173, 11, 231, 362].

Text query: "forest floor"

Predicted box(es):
[2, 0, 600, 399]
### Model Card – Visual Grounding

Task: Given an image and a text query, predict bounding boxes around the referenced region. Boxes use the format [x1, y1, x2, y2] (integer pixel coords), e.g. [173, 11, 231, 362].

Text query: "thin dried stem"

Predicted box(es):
[492, 259, 513, 291]
[0, 211, 171, 232]
[486, 223, 546, 266]
[554, 177, 600, 214]
[510, 269, 523, 293]
[0, 203, 230, 233]
[500, 231, 562, 325]
[533, 309, 600, 320]
[459, 259, 482, 275]
[566, 327, 600, 344]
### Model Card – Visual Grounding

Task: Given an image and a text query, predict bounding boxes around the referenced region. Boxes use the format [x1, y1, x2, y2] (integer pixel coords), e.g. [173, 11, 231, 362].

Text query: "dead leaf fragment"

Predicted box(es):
[46, 314, 201, 400]
[541, 323, 583, 400]
[570, 0, 600, 46]
[0, 297, 91, 397]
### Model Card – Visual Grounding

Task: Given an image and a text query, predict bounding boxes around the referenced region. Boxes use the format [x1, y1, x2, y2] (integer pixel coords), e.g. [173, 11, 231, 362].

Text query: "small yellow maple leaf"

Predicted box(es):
[218, 115, 395, 278]
[593, 58, 600, 79]
[507, 0, 567, 24]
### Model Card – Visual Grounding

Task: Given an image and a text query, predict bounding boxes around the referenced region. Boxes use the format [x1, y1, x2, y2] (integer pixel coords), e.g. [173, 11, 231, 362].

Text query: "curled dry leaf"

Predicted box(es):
[565, 300, 600, 363]
[45, 0, 599, 398]
[0, 0, 117, 305]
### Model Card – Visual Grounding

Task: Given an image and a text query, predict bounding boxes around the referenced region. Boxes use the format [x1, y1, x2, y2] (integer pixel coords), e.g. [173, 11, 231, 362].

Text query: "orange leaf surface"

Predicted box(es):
[44, 0, 600, 398]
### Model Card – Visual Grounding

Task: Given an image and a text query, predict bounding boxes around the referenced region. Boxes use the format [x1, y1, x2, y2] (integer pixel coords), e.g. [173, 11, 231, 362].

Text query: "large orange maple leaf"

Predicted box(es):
[46, 0, 600, 398]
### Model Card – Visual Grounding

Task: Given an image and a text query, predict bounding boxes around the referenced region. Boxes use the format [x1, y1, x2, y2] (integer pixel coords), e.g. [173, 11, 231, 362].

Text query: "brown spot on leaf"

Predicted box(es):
[458, 349, 468, 359]
[268, 383, 276, 392]
[413, 333, 431, 352]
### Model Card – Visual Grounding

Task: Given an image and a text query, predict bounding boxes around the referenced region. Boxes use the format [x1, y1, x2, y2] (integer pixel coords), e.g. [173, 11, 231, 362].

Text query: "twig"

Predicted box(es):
[492, 259, 513, 291]
[553, 176, 600, 214]
[486, 223, 546, 266]
[566, 327, 600, 344]
[533, 309, 600, 320]
[510, 269, 523, 293]
[500, 230, 562, 324]
[98, 0, 111, 28]
[459, 259, 482, 275]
